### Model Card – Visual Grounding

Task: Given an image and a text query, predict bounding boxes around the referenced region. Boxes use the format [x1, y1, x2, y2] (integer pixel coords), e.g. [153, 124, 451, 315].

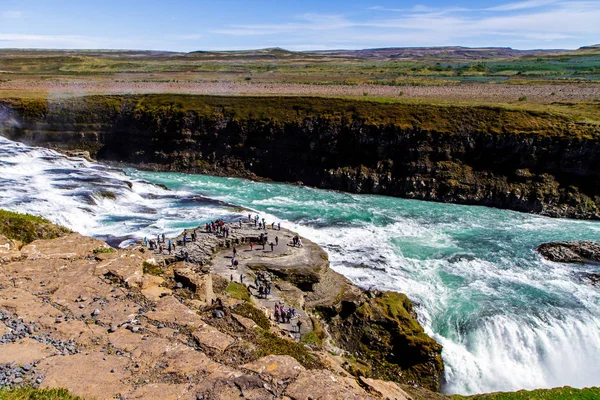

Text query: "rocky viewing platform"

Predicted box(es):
[0, 210, 444, 400]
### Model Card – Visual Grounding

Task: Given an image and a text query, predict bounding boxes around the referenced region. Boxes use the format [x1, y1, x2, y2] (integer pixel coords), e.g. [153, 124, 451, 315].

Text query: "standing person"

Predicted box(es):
[271, 222, 275, 229]
[250, 242, 254, 251]
[297, 319, 303, 333]
[278, 222, 281, 230]
[274, 308, 280, 323]
[230, 274, 233, 282]
[161, 233, 165, 243]
[270, 242, 274, 252]
[231, 257, 236, 267]
[233, 246, 237, 258]
[168, 240, 172, 255]
[240, 274, 244, 284]
[275, 236, 279, 246]
[248, 214, 251, 222]
[239, 218, 242, 228]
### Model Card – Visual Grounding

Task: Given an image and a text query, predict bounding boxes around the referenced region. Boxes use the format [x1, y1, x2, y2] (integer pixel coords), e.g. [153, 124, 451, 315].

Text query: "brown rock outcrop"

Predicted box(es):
[537, 241, 600, 264]
[0, 219, 444, 399]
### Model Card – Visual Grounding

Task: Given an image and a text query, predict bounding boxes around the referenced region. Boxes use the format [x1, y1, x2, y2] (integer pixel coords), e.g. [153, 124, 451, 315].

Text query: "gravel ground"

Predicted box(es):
[0, 310, 78, 388]
[1, 80, 600, 103]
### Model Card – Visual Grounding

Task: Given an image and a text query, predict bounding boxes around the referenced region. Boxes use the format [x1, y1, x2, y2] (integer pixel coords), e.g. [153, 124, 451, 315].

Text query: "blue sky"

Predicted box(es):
[0, 0, 598, 51]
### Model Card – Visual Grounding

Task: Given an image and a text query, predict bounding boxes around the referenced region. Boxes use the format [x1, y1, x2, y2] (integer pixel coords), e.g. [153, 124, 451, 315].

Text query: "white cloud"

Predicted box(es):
[210, 0, 599, 49]
[0, 33, 174, 51]
[485, 0, 558, 11]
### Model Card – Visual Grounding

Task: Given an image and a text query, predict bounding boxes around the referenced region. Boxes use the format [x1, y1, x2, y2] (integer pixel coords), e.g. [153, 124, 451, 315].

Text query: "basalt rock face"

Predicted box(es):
[312, 282, 444, 392]
[537, 241, 600, 264]
[2, 95, 600, 219]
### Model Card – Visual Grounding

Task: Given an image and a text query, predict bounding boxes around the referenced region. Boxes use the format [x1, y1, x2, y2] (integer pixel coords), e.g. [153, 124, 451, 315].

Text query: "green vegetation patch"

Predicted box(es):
[232, 302, 270, 330]
[0, 209, 71, 245]
[92, 247, 115, 254]
[254, 329, 323, 370]
[225, 281, 251, 301]
[142, 261, 162, 276]
[453, 386, 600, 400]
[0, 387, 84, 400]
[301, 316, 326, 348]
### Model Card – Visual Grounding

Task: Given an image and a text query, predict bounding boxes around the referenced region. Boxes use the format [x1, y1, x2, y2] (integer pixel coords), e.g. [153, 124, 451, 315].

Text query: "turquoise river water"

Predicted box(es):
[1, 136, 599, 395]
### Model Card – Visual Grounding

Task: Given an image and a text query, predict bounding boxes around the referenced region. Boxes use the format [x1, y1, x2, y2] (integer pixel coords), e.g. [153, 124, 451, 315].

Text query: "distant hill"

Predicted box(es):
[2, 45, 597, 62]
[312, 46, 565, 60]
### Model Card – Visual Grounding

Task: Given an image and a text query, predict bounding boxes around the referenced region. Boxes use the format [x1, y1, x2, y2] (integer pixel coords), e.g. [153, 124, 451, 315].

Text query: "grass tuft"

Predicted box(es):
[92, 247, 115, 254]
[0, 386, 84, 400]
[232, 302, 271, 330]
[0, 209, 71, 245]
[225, 281, 251, 301]
[254, 330, 323, 370]
[452, 386, 600, 400]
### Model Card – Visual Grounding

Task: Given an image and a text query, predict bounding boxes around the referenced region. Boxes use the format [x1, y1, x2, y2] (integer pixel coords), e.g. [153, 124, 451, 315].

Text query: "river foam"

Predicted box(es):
[1, 136, 600, 394]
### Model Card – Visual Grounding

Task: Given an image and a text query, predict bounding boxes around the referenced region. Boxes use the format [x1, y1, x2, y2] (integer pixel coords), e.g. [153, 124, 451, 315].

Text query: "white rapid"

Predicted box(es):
[2, 135, 600, 394]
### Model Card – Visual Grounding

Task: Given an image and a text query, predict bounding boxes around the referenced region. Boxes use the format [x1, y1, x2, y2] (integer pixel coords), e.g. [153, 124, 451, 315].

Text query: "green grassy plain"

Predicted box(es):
[1, 47, 599, 84]
[453, 386, 600, 400]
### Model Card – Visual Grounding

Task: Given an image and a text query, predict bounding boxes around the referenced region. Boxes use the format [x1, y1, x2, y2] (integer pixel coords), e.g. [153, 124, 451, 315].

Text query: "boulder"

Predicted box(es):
[359, 376, 413, 400]
[144, 295, 204, 328]
[193, 323, 235, 351]
[173, 265, 215, 303]
[242, 355, 305, 381]
[285, 370, 378, 400]
[38, 352, 131, 400]
[537, 241, 600, 264]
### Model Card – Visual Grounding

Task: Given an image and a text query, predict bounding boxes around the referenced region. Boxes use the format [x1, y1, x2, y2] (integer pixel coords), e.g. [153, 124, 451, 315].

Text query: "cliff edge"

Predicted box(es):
[0, 211, 443, 399]
[1, 94, 600, 219]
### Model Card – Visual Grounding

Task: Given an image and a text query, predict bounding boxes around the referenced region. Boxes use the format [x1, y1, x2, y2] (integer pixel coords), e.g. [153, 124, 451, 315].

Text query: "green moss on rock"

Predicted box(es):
[318, 290, 443, 391]
[254, 330, 324, 370]
[225, 281, 251, 301]
[232, 302, 270, 330]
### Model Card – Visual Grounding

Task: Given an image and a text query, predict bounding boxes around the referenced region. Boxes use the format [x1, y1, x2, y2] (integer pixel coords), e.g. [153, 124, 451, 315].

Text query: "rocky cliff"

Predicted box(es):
[1, 95, 600, 219]
[0, 210, 444, 399]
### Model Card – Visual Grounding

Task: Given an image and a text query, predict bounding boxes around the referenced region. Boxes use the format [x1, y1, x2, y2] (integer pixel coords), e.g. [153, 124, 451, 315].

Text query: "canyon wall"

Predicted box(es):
[1, 95, 599, 219]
